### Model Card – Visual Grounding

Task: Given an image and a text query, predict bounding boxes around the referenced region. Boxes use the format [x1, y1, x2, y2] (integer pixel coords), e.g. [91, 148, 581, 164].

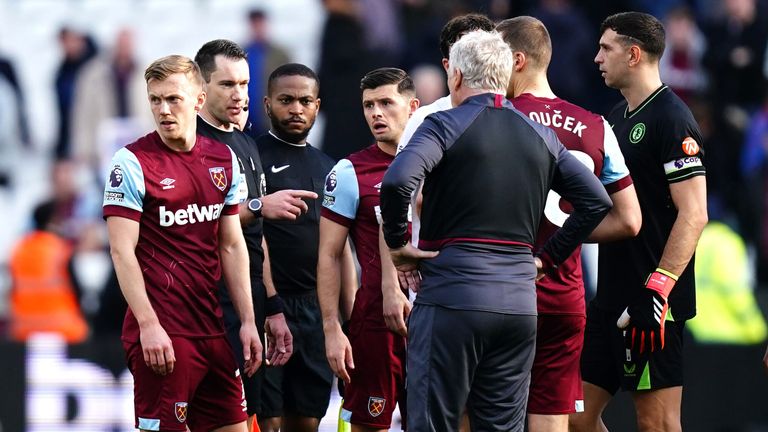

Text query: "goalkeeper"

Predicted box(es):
[571, 12, 708, 432]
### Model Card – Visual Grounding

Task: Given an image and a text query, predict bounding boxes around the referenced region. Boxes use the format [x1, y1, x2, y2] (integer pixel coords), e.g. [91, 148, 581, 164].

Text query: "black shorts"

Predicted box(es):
[260, 293, 333, 419]
[581, 301, 685, 394]
[221, 278, 267, 416]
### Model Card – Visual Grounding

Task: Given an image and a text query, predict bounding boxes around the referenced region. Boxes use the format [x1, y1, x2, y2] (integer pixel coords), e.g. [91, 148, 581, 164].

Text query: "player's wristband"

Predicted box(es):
[645, 267, 677, 297]
[265, 295, 285, 316]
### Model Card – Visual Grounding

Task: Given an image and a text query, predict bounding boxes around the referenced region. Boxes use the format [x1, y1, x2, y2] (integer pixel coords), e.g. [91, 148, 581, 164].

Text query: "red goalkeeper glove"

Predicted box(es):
[617, 268, 677, 354]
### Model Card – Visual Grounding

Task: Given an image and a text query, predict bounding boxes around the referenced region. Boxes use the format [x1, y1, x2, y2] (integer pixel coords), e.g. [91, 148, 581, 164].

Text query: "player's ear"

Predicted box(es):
[409, 97, 420, 115]
[452, 67, 463, 93]
[628, 45, 642, 67]
[513, 51, 526, 72]
[263, 96, 272, 117]
[195, 91, 206, 112]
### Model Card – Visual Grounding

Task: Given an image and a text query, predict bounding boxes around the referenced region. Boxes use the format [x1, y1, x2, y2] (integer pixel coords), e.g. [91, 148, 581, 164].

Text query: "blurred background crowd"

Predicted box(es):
[1, 0, 768, 350]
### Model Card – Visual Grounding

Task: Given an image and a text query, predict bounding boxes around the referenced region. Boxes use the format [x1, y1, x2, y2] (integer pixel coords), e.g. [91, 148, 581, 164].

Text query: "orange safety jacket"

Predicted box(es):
[9, 231, 88, 343]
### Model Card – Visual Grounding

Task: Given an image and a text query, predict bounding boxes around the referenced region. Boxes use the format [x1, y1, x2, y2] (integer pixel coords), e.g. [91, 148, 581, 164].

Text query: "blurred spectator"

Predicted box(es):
[69, 223, 112, 319]
[7, 200, 89, 343]
[53, 26, 97, 159]
[49, 158, 102, 243]
[0, 55, 31, 148]
[741, 97, 768, 282]
[317, 0, 376, 160]
[400, 0, 444, 71]
[71, 28, 152, 178]
[360, 0, 403, 66]
[0, 74, 23, 189]
[529, 0, 603, 111]
[410, 64, 446, 105]
[660, 6, 709, 103]
[243, 9, 291, 137]
[703, 0, 768, 243]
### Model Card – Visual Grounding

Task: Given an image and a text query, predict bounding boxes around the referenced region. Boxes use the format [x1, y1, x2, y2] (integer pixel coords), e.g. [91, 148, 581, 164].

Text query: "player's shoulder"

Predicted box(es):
[308, 145, 336, 168]
[344, 144, 378, 166]
[557, 97, 604, 124]
[413, 95, 452, 118]
[124, 131, 158, 154]
[655, 87, 696, 121]
[197, 133, 235, 158]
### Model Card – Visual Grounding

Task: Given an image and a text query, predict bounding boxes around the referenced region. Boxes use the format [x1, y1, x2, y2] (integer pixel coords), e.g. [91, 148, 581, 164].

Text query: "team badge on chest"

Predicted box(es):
[629, 123, 645, 144]
[209, 167, 227, 191]
[174, 402, 188, 422]
[368, 396, 386, 417]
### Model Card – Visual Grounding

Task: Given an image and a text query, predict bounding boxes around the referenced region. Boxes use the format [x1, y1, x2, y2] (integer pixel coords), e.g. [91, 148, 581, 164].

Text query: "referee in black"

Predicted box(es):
[257, 63, 344, 432]
[380, 30, 612, 432]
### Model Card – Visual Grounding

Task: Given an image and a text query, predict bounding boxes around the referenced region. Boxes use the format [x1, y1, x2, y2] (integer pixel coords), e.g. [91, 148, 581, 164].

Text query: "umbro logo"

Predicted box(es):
[160, 178, 176, 190]
[271, 164, 290, 173]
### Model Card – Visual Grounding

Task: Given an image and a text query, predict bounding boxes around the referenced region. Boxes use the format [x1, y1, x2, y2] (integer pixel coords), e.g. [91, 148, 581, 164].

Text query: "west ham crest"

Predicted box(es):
[174, 402, 188, 423]
[209, 167, 227, 191]
[367, 396, 386, 418]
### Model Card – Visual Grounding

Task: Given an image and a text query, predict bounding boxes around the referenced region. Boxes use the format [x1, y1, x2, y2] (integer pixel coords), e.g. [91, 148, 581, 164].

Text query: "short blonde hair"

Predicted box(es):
[144, 55, 203, 89]
[448, 30, 513, 94]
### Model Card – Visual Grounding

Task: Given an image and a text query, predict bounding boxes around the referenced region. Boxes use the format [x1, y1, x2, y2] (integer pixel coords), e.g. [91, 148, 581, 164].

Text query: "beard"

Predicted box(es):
[267, 105, 315, 143]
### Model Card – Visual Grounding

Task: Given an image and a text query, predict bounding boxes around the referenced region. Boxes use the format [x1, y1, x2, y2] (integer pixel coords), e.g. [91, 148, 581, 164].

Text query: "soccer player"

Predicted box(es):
[570, 12, 708, 432]
[104, 55, 259, 432]
[318, 67, 419, 432]
[193, 39, 317, 431]
[256, 63, 355, 432]
[496, 16, 642, 432]
[380, 30, 612, 432]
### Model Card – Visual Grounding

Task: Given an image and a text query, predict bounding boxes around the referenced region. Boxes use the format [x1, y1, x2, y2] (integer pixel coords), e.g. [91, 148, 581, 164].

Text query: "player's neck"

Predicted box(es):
[377, 141, 397, 156]
[514, 72, 556, 99]
[198, 110, 235, 132]
[269, 129, 307, 146]
[621, 70, 663, 111]
[160, 131, 196, 153]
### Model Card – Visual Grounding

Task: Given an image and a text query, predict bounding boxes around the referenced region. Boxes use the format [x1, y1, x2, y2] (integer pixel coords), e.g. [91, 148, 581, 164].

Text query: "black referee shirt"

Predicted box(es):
[258, 132, 335, 296]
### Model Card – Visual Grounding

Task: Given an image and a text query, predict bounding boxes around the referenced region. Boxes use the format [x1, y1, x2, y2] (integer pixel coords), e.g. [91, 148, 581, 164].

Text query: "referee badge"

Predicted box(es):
[367, 396, 386, 417]
[629, 123, 646, 144]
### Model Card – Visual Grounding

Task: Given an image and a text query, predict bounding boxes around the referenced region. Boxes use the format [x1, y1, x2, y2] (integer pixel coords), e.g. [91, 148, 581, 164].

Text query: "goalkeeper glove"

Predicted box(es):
[617, 268, 677, 353]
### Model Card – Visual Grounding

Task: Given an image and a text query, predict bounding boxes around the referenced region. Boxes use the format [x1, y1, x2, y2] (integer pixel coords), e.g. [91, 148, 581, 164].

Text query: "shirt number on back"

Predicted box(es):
[543, 150, 595, 227]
